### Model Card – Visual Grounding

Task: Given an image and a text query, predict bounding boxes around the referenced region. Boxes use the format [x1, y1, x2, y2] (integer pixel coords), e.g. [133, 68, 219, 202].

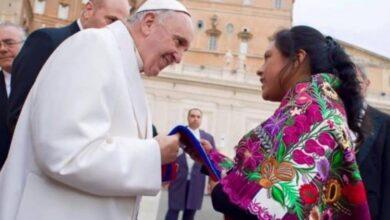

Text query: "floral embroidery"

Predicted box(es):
[258, 158, 296, 189]
[299, 184, 319, 205]
[316, 159, 330, 181]
[321, 82, 338, 100]
[342, 182, 367, 205]
[292, 149, 314, 166]
[248, 201, 274, 220]
[236, 138, 264, 171]
[208, 73, 370, 220]
[304, 139, 325, 156]
[323, 179, 342, 204]
[318, 132, 336, 149]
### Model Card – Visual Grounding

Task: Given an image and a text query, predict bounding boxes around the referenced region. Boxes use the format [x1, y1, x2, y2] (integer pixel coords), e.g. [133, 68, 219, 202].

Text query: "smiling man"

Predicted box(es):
[0, 22, 26, 170]
[0, 0, 194, 220]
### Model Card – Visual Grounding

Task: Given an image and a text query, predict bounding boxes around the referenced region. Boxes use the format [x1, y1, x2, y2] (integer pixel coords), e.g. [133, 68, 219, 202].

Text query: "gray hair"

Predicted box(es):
[0, 21, 27, 41]
[127, 10, 177, 24]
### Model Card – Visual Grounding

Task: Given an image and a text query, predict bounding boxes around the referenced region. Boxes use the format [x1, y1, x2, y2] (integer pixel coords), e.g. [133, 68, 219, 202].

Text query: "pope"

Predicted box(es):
[0, 0, 194, 219]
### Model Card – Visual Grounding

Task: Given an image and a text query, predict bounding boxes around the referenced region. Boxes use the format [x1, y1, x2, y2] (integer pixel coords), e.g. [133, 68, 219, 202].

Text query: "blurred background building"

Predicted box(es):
[1, 0, 389, 156]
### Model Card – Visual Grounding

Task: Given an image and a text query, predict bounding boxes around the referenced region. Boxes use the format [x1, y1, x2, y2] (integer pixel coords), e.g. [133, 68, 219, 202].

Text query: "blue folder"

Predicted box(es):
[167, 125, 221, 181]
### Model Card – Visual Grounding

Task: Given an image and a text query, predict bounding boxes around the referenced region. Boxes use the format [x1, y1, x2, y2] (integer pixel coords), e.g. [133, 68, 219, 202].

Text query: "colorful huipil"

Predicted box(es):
[209, 73, 371, 219]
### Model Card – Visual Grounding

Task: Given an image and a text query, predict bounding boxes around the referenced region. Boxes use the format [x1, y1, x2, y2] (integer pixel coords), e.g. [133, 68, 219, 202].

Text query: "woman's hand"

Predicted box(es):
[184, 139, 213, 164]
[200, 139, 213, 154]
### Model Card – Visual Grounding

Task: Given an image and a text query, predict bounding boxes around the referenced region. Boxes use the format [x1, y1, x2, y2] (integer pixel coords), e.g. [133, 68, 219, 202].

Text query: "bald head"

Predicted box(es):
[80, 0, 130, 29]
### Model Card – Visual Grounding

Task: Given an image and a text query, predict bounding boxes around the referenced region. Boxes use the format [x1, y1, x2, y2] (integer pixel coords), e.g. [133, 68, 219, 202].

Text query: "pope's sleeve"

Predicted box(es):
[29, 29, 162, 197]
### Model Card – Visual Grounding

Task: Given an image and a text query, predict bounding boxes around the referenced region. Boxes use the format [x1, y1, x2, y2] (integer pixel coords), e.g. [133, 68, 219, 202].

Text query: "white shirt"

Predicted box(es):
[185, 127, 200, 180]
[2, 70, 11, 97]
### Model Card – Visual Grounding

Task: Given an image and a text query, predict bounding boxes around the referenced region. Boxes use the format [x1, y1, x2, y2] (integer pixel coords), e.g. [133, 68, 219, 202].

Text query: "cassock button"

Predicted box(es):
[106, 137, 114, 144]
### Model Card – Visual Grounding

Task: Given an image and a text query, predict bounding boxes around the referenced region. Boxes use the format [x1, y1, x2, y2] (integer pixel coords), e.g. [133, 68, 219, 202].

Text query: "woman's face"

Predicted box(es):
[257, 41, 290, 102]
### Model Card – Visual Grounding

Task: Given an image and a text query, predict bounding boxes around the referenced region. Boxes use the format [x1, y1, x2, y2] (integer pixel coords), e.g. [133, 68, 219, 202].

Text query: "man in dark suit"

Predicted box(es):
[0, 22, 26, 169]
[355, 64, 390, 220]
[8, 0, 130, 134]
[166, 108, 216, 220]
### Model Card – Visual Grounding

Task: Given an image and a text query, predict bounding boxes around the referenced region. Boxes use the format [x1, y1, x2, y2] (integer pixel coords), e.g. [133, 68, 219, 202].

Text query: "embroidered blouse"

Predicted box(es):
[208, 73, 371, 220]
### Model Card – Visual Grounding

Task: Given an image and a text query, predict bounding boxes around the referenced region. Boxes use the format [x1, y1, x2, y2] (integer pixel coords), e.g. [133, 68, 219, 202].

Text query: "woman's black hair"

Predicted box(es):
[273, 25, 364, 143]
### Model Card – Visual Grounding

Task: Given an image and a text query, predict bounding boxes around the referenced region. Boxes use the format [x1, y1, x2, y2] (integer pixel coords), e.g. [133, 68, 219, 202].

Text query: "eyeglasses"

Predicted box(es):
[0, 39, 24, 48]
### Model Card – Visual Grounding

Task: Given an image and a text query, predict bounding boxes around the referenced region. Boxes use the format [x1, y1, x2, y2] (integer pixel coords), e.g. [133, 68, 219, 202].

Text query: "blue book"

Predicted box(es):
[166, 125, 221, 182]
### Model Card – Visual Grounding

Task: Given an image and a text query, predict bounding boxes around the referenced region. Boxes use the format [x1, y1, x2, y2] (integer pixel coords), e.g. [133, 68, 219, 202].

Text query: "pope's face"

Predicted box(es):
[141, 12, 194, 76]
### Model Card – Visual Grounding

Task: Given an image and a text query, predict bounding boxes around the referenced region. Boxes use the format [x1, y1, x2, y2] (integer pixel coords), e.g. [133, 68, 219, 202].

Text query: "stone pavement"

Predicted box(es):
[153, 189, 224, 220]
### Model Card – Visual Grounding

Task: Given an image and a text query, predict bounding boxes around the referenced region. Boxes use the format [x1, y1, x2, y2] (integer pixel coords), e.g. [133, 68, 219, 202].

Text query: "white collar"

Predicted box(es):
[77, 19, 84, 30]
[2, 70, 11, 97]
[2, 70, 11, 81]
[189, 127, 200, 133]
[2, 70, 11, 77]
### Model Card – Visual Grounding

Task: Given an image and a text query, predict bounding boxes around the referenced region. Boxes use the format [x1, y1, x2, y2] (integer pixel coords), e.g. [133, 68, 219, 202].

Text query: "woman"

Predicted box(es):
[195, 26, 371, 219]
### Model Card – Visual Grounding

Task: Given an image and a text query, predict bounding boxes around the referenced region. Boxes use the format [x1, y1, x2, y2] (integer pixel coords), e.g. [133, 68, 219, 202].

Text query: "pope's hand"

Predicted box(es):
[156, 134, 180, 165]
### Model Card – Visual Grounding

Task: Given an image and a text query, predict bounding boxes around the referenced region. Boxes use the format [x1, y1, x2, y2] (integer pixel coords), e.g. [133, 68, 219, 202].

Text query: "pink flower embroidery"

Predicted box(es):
[318, 133, 336, 149]
[296, 93, 312, 105]
[327, 120, 335, 129]
[236, 138, 264, 170]
[294, 114, 311, 134]
[292, 149, 314, 166]
[304, 139, 325, 156]
[295, 82, 308, 94]
[306, 104, 323, 124]
[283, 114, 313, 147]
[282, 126, 299, 147]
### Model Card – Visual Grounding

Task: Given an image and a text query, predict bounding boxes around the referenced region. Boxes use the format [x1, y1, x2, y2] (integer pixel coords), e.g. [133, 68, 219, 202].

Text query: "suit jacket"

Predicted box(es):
[168, 129, 215, 210]
[8, 21, 80, 134]
[357, 105, 390, 220]
[0, 71, 11, 169]
[0, 21, 161, 220]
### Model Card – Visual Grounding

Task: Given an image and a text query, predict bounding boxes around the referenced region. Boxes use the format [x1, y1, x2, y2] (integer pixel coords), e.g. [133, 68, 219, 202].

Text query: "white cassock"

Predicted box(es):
[0, 21, 162, 220]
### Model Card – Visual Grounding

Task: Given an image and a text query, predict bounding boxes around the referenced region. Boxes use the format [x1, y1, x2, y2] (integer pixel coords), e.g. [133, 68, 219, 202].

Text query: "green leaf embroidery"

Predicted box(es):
[331, 149, 343, 169]
[352, 170, 362, 181]
[285, 118, 294, 126]
[271, 186, 285, 207]
[280, 182, 304, 220]
[332, 115, 343, 126]
[322, 73, 332, 83]
[247, 172, 261, 181]
[312, 81, 328, 115]
[220, 159, 234, 170]
[276, 142, 286, 163]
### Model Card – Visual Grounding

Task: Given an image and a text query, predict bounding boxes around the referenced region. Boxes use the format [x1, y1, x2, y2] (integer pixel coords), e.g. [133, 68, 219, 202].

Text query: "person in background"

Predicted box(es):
[0, 22, 26, 169]
[8, 0, 130, 134]
[355, 64, 390, 220]
[165, 108, 216, 220]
